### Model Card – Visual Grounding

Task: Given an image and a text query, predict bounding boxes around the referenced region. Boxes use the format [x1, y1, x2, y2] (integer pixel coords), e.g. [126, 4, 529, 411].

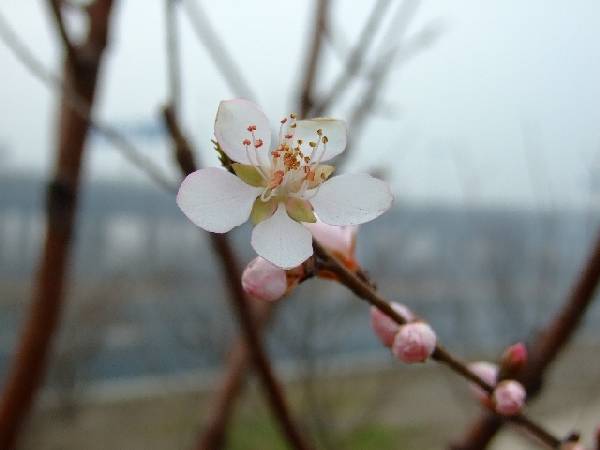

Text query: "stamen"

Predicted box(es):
[254, 139, 263, 148]
[247, 124, 257, 132]
[242, 138, 251, 146]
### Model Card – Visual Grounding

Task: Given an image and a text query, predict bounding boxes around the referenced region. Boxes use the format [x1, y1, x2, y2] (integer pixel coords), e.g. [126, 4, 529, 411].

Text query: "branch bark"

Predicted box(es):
[450, 229, 600, 450]
[0, 2, 114, 448]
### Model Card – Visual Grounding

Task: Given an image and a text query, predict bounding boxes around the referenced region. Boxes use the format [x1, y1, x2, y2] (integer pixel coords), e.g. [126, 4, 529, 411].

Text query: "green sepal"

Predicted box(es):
[286, 197, 316, 223]
[212, 139, 235, 174]
[251, 197, 277, 224]
[232, 163, 266, 187]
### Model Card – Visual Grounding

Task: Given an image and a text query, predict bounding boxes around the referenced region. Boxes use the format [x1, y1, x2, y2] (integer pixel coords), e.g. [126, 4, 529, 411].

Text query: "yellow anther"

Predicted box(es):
[290, 123, 297, 128]
[316, 129, 323, 136]
[309, 141, 317, 148]
[322, 136, 329, 144]
[290, 113, 297, 119]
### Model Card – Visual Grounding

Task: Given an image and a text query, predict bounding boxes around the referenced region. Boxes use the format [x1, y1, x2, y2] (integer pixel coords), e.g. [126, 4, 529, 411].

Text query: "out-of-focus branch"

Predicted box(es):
[162, 105, 313, 450]
[182, 0, 256, 101]
[310, 0, 391, 117]
[450, 229, 600, 450]
[165, 0, 182, 118]
[0, 2, 114, 448]
[196, 301, 276, 450]
[47, 0, 78, 64]
[298, 0, 330, 118]
[313, 241, 563, 450]
[0, 10, 177, 192]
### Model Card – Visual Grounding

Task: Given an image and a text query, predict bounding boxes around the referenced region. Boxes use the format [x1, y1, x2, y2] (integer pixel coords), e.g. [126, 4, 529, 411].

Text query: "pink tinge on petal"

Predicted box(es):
[370, 303, 415, 347]
[241, 257, 287, 302]
[468, 361, 499, 404]
[493, 380, 526, 416]
[392, 322, 436, 363]
[304, 221, 358, 261]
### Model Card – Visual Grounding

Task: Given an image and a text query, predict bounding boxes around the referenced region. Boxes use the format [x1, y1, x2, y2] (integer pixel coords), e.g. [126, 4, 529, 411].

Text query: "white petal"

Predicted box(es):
[295, 118, 346, 162]
[177, 168, 262, 233]
[214, 99, 272, 164]
[251, 203, 313, 269]
[310, 173, 393, 226]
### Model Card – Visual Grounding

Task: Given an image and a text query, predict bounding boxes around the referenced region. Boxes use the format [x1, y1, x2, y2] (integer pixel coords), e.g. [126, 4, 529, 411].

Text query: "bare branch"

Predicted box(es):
[164, 0, 182, 118]
[311, 0, 392, 116]
[182, 0, 257, 101]
[298, 0, 330, 118]
[0, 9, 178, 193]
[47, 0, 78, 65]
[0, 2, 114, 448]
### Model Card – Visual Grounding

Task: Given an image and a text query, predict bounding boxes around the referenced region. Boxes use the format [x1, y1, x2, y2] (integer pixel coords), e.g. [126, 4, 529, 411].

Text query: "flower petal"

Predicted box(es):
[310, 173, 393, 226]
[295, 118, 346, 162]
[214, 99, 272, 164]
[251, 203, 313, 269]
[177, 168, 262, 233]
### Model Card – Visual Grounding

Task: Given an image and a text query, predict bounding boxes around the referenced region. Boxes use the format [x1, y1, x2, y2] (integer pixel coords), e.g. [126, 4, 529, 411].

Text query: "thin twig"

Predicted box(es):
[162, 105, 314, 450]
[47, 0, 78, 65]
[0, 10, 177, 193]
[0, 2, 114, 448]
[310, 0, 392, 117]
[165, 0, 182, 118]
[298, 0, 330, 118]
[312, 240, 563, 449]
[451, 229, 600, 450]
[182, 0, 257, 101]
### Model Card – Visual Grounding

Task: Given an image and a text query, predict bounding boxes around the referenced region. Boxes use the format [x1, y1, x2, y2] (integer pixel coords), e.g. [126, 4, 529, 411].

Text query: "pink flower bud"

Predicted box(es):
[501, 342, 528, 372]
[241, 257, 287, 302]
[468, 361, 498, 405]
[493, 380, 526, 416]
[392, 322, 436, 363]
[370, 303, 415, 347]
[305, 221, 358, 264]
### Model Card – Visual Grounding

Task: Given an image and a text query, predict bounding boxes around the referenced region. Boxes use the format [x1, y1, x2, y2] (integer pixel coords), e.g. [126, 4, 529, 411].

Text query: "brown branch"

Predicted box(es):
[312, 240, 563, 449]
[196, 301, 276, 450]
[162, 105, 313, 450]
[298, 0, 330, 118]
[47, 0, 78, 65]
[450, 229, 600, 450]
[0, 2, 114, 448]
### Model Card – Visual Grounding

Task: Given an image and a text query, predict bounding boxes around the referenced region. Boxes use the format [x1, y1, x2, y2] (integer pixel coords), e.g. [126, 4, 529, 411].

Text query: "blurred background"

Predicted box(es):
[1, 1, 600, 449]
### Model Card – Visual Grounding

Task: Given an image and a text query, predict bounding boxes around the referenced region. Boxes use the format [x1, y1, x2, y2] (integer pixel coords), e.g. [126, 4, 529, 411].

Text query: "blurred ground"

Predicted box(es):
[21, 343, 600, 450]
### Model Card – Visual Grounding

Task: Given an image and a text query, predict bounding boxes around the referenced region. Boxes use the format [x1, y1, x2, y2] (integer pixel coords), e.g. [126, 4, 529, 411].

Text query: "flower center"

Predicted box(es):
[240, 113, 331, 203]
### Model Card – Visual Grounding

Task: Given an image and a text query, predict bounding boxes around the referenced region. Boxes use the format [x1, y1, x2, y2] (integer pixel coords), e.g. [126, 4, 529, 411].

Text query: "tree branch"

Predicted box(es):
[312, 240, 563, 449]
[450, 229, 600, 450]
[0, 2, 114, 448]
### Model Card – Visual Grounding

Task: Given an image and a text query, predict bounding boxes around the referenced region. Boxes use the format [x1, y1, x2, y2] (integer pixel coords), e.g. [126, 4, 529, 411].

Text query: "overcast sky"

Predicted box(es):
[1, 1, 600, 209]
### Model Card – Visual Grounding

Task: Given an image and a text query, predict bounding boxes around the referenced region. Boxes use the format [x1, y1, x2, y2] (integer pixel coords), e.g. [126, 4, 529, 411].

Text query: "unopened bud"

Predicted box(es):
[241, 257, 287, 302]
[493, 380, 526, 416]
[370, 303, 415, 347]
[392, 322, 436, 363]
[501, 342, 528, 373]
[468, 361, 498, 406]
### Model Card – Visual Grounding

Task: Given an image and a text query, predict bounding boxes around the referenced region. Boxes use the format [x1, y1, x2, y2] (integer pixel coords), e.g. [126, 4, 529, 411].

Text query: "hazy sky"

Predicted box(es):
[1, 1, 600, 209]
